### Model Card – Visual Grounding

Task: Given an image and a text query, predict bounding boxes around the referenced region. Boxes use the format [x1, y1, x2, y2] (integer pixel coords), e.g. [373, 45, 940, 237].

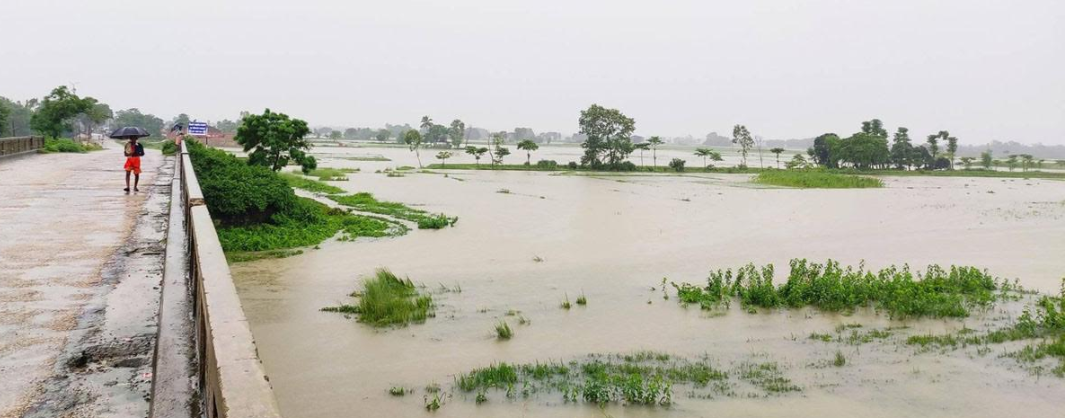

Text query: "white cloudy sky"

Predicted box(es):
[2, 0, 1062, 143]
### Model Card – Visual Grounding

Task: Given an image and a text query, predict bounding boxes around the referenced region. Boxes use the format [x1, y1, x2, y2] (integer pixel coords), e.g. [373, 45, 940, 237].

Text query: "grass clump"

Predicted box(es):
[560, 295, 572, 310]
[321, 268, 434, 327]
[389, 386, 407, 396]
[279, 172, 346, 194]
[495, 321, 513, 340]
[329, 192, 458, 229]
[753, 170, 883, 189]
[452, 352, 729, 407]
[345, 155, 391, 161]
[576, 293, 588, 306]
[738, 361, 801, 393]
[833, 351, 846, 367]
[671, 259, 1000, 318]
[305, 167, 358, 181]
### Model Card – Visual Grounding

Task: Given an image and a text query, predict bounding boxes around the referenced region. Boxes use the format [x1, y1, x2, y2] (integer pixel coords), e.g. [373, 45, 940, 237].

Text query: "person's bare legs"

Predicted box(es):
[124, 170, 131, 192]
[133, 173, 140, 192]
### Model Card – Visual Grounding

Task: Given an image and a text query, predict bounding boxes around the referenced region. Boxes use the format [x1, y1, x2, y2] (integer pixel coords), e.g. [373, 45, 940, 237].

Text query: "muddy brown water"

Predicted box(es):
[232, 145, 1065, 418]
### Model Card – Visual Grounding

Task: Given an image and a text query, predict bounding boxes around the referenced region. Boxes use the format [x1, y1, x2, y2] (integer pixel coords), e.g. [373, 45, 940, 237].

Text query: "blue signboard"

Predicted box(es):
[188, 122, 209, 136]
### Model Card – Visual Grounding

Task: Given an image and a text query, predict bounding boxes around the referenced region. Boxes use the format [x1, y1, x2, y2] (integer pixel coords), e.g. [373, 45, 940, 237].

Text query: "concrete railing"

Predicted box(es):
[174, 141, 282, 418]
[0, 136, 44, 157]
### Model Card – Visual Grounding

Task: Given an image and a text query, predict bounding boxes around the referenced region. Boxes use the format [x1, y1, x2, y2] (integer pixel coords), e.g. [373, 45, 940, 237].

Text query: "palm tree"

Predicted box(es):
[694, 148, 713, 170]
[516, 140, 539, 165]
[1020, 154, 1034, 172]
[770, 147, 785, 168]
[647, 136, 664, 170]
[420, 115, 433, 134]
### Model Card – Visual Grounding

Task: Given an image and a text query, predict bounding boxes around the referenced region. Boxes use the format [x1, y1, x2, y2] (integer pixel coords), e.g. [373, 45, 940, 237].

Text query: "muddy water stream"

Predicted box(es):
[233, 145, 1065, 418]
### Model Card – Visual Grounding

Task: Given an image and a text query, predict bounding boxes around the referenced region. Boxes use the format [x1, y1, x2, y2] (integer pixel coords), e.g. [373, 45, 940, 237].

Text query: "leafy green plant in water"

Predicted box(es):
[321, 268, 434, 327]
[833, 351, 846, 367]
[576, 293, 587, 306]
[495, 321, 513, 340]
[753, 170, 884, 188]
[279, 173, 345, 194]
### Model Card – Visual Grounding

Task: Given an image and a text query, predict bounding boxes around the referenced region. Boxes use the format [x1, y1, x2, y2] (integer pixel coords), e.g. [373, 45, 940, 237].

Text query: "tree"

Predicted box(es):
[769, 147, 785, 168]
[890, 127, 913, 169]
[926, 131, 949, 161]
[1006, 155, 1018, 171]
[0, 97, 36, 137]
[448, 119, 466, 148]
[517, 139, 539, 165]
[578, 104, 635, 169]
[0, 101, 9, 136]
[493, 145, 510, 165]
[634, 143, 649, 168]
[343, 128, 358, 139]
[946, 136, 959, 169]
[30, 86, 93, 139]
[668, 158, 686, 172]
[404, 130, 423, 168]
[465, 146, 488, 167]
[732, 125, 754, 168]
[980, 150, 993, 169]
[236, 109, 316, 173]
[694, 148, 722, 169]
[113, 108, 164, 138]
[808, 133, 842, 168]
[785, 153, 808, 169]
[420, 115, 433, 133]
[647, 136, 664, 169]
[959, 157, 975, 170]
[839, 133, 889, 170]
[329, 130, 342, 140]
[435, 151, 452, 167]
[1019, 154, 1034, 172]
[910, 145, 932, 170]
[375, 129, 391, 142]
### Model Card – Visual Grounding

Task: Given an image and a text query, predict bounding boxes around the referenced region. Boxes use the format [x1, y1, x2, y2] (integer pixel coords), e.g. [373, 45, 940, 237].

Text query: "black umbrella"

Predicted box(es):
[109, 126, 151, 139]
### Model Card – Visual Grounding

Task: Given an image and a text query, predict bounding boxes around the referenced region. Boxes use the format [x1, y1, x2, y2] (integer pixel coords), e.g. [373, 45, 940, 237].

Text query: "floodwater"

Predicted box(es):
[231, 144, 1065, 418]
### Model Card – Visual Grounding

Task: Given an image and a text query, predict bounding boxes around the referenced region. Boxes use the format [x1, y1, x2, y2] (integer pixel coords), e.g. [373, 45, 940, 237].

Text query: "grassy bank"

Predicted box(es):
[322, 269, 434, 327]
[217, 198, 398, 253]
[670, 259, 1001, 318]
[753, 170, 884, 188]
[279, 173, 346, 194]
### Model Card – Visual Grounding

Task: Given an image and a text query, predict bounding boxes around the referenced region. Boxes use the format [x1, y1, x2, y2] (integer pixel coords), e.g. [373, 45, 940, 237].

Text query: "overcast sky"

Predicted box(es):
[2, 0, 1063, 144]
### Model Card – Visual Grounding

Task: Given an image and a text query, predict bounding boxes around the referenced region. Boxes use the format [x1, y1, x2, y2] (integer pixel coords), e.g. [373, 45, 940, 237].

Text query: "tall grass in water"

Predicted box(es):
[495, 321, 513, 340]
[279, 173, 346, 194]
[321, 268, 434, 327]
[329, 192, 458, 229]
[753, 170, 883, 189]
[672, 259, 999, 318]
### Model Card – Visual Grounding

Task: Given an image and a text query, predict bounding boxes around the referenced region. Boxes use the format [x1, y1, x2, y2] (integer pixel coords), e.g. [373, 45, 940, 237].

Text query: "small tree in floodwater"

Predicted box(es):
[236, 108, 317, 173]
[732, 125, 754, 168]
[517, 139, 539, 165]
[436, 151, 452, 167]
[668, 158, 686, 172]
[404, 130, 423, 168]
[770, 147, 785, 168]
[634, 142, 649, 168]
[465, 146, 488, 167]
[647, 136, 664, 170]
[694, 148, 722, 170]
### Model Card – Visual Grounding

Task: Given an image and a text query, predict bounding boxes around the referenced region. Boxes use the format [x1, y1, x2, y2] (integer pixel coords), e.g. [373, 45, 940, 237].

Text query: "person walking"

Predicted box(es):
[109, 126, 151, 193]
[123, 137, 145, 192]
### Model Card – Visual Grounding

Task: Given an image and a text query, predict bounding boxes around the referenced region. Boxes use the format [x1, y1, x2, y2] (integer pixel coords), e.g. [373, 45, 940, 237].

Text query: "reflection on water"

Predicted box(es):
[232, 145, 1065, 418]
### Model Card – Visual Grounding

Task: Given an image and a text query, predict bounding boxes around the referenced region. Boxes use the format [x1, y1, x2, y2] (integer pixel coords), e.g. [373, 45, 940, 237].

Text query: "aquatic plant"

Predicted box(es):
[305, 167, 358, 181]
[576, 293, 587, 306]
[753, 170, 884, 188]
[279, 173, 345, 194]
[495, 321, 513, 340]
[560, 295, 572, 310]
[833, 351, 846, 367]
[389, 386, 406, 396]
[218, 198, 397, 253]
[671, 259, 1000, 318]
[321, 268, 434, 327]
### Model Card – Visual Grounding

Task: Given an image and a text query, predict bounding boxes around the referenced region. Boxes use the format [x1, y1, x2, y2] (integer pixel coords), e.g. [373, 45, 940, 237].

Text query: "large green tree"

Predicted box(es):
[807, 133, 841, 168]
[113, 108, 164, 138]
[30, 86, 94, 139]
[235, 109, 317, 173]
[0, 97, 36, 137]
[448, 119, 466, 148]
[0, 101, 9, 136]
[890, 127, 913, 169]
[578, 104, 635, 169]
[946, 135, 959, 169]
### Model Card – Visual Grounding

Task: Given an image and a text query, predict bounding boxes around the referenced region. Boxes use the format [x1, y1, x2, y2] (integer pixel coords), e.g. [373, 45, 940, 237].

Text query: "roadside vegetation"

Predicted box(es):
[321, 269, 435, 327]
[753, 170, 884, 189]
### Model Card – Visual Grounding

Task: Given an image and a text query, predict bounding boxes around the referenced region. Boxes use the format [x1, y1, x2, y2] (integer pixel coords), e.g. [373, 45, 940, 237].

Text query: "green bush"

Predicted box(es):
[753, 170, 883, 189]
[536, 160, 559, 168]
[161, 140, 179, 155]
[321, 268, 434, 327]
[668, 158, 686, 172]
[186, 141, 297, 225]
[41, 138, 98, 153]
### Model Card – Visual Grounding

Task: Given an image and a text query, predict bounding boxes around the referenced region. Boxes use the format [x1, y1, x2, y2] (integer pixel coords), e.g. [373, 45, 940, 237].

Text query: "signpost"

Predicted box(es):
[188, 122, 208, 137]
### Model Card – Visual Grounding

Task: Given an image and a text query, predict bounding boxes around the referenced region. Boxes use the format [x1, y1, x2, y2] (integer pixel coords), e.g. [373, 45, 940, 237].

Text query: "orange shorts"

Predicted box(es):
[124, 157, 141, 174]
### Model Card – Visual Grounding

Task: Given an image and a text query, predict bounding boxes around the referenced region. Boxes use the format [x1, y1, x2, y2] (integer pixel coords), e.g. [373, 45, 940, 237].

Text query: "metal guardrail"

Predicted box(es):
[0, 136, 44, 157]
[174, 141, 282, 418]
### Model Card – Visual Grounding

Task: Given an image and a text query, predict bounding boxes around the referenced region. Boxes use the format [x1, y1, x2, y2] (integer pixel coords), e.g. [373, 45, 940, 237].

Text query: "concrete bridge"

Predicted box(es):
[0, 138, 280, 418]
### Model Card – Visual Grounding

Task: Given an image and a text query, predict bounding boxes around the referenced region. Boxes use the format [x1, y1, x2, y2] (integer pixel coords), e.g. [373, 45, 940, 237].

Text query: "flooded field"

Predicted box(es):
[232, 145, 1065, 418]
